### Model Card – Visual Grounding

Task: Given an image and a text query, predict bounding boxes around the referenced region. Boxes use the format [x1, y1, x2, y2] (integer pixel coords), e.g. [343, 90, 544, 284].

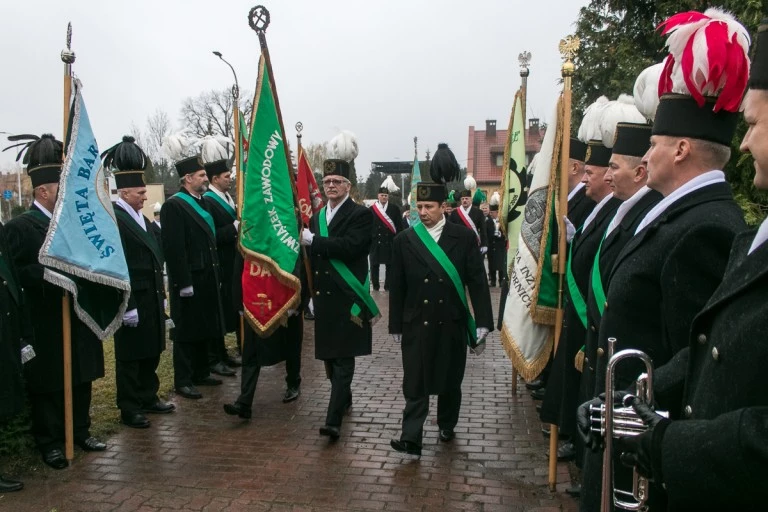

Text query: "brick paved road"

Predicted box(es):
[2, 288, 577, 512]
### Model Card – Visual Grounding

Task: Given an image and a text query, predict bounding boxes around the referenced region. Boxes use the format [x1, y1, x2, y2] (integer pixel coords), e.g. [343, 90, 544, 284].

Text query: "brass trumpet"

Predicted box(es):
[589, 337, 669, 511]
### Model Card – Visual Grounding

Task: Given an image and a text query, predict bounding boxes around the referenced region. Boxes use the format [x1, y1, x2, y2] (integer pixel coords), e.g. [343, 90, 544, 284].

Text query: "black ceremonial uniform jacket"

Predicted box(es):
[540, 196, 621, 432]
[160, 189, 225, 343]
[0, 222, 27, 421]
[369, 201, 404, 265]
[579, 189, 662, 401]
[449, 206, 488, 248]
[649, 230, 768, 511]
[4, 205, 104, 394]
[567, 185, 596, 229]
[309, 197, 374, 360]
[389, 220, 493, 397]
[113, 203, 166, 361]
[203, 190, 239, 333]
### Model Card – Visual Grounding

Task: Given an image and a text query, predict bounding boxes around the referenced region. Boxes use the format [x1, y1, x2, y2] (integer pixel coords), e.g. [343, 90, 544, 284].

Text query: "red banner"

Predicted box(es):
[296, 145, 324, 226]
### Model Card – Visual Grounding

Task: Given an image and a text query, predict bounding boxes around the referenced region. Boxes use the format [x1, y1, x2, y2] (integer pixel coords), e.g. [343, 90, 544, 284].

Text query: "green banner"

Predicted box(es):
[240, 55, 300, 275]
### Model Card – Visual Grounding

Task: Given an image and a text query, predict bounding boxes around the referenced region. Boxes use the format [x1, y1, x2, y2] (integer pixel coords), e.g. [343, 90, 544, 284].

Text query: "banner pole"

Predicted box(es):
[295, 123, 315, 297]
[61, 21, 76, 464]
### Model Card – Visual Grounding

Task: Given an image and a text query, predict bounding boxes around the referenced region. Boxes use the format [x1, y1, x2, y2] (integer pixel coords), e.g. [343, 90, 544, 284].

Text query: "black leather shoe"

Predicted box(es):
[42, 449, 68, 470]
[0, 475, 23, 492]
[210, 362, 236, 377]
[282, 387, 300, 403]
[193, 377, 222, 386]
[143, 401, 176, 414]
[303, 311, 314, 320]
[390, 439, 422, 456]
[525, 378, 545, 391]
[121, 412, 151, 429]
[223, 402, 252, 419]
[76, 437, 107, 452]
[438, 429, 456, 442]
[531, 388, 546, 401]
[176, 385, 203, 399]
[319, 425, 340, 440]
[226, 355, 242, 368]
[557, 442, 576, 462]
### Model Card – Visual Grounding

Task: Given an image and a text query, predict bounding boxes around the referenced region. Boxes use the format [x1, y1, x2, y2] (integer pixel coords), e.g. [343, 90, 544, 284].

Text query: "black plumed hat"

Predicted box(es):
[750, 18, 768, 90]
[4, 133, 62, 187]
[101, 135, 150, 189]
[430, 143, 460, 184]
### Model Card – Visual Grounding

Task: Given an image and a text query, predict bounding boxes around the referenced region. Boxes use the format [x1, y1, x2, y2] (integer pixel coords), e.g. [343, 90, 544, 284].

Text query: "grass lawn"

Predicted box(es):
[0, 333, 238, 474]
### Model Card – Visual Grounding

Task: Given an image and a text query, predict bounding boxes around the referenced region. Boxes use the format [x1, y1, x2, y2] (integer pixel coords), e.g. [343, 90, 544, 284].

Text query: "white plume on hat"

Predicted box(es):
[599, 94, 646, 148]
[463, 175, 476, 190]
[489, 191, 500, 206]
[196, 135, 233, 164]
[153, 202, 162, 213]
[633, 63, 664, 121]
[161, 131, 192, 162]
[578, 96, 610, 143]
[380, 175, 399, 192]
[329, 130, 359, 162]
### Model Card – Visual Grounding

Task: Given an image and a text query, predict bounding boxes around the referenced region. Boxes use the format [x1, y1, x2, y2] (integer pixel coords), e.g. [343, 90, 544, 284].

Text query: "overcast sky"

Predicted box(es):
[0, 0, 587, 179]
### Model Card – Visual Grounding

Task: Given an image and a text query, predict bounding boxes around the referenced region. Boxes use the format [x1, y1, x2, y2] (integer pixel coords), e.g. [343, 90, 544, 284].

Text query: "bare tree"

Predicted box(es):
[179, 89, 253, 143]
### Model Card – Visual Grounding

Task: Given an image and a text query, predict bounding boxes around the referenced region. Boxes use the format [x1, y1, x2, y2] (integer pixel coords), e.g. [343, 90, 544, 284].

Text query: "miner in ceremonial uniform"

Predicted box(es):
[201, 137, 240, 376]
[577, 10, 750, 511]
[369, 181, 405, 291]
[104, 136, 174, 429]
[611, 19, 768, 510]
[300, 158, 375, 440]
[160, 146, 226, 400]
[449, 161, 488, 253]
[223, 251, 308, 418]
[0, 220, 28, 491]
[4, 134, 106, 469]
[486, 195, 506, 287]
[540, 95, 640, 462]
[389, 144, 493, 456]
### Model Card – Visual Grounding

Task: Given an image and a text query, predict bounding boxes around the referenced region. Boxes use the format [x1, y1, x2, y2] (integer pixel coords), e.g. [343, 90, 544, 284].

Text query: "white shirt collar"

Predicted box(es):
[568, 182, 585, 201]
[606, 186, 651, 236]
[582, 193, 614, 231]
[461, 204, 472, 214]
[33, 200, 53, 219]
[325, 194, 349, 226]
[426, 215, 446, 242]
[749, 216, 768, 255]
[209, 185, 235, 209]
[635, 170, 725, 235]
[117, 197, 147, 231]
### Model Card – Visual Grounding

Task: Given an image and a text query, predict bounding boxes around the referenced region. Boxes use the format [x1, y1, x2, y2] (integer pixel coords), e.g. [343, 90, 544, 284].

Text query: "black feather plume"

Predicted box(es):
[5, 133, 63, 167]
[429, 142, 460, 184]
[101, 135, 150, 171]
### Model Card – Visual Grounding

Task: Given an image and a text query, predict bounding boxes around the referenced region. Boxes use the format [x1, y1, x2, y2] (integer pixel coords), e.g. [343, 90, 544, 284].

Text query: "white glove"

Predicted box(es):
[470, 342, 486, 356]
[480, 246, 488, 255]
[300, 227, 314, 246]
[123, 308, 139, 327]
[234, 220, 240, 231]
[392, 334, 402, 343]
[287, 309, 299, 317]
[564, 216, 576, 243]
[476, 327, 489, 342]
[163, 299, 168, 310]
[180, 286, 194, 297]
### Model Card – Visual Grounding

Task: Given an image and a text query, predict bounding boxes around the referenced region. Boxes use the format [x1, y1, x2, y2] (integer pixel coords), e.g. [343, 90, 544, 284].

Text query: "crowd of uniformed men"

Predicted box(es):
[1, 9, 767, 510]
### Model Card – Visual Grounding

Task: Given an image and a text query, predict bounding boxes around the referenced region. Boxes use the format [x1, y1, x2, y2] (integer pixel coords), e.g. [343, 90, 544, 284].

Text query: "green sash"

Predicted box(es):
[590, 228, 609, 317]
[413, 222, 478, 344]
[565, 227, 588, 328]
[204, 190, 236, 220]
[173, 192, 216, 237]
[114, 208, 163, 267]
[318, 207, 380, 323]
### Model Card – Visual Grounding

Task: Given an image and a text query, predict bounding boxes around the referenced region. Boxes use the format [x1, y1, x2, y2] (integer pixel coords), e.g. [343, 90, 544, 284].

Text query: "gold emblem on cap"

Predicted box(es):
[585, 145, 592, 162]
[417, 186, 430, 199]
[324, 161, 335, 174]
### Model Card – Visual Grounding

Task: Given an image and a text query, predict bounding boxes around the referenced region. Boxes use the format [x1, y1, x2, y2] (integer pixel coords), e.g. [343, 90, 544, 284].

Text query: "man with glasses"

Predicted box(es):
[301, 159, 375, 441]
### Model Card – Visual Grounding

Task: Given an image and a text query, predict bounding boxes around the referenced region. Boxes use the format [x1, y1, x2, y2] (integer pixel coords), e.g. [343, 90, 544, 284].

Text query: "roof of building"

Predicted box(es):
[468, 123, 545, 185]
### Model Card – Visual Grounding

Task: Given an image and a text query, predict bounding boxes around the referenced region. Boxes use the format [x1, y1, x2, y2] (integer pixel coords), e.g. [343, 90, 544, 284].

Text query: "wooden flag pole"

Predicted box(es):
[61, 22, 76, 463]
[548, 35, 579, 493]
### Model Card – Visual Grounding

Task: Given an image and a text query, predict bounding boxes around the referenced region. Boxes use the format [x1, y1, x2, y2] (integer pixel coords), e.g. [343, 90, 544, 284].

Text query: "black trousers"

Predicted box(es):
[173, 339, 210, 388]
[325, 357, 355, 427]
[370, 262, 390, 290]
[29, 382, 93, 453]
[400, 387, 462, 446]
[235, 329, 302, 408]
[207, 336, 228, 366]
[116, 355, 161, 414]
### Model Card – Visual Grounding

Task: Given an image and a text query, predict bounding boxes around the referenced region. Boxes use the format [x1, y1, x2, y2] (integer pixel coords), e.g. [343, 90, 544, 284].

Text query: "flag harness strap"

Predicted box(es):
[412, 222, 478, 345]
[565, 227, 588, 328]
[318, 207, 380, 323]
[590, 228, 609, 317]
[204, 190, 236, 220]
